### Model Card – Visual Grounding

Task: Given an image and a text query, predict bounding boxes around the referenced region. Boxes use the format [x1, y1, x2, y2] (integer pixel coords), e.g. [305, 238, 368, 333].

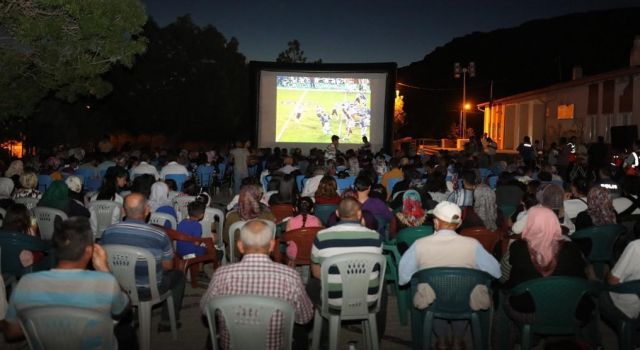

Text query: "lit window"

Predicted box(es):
[557, 104, 574, 119]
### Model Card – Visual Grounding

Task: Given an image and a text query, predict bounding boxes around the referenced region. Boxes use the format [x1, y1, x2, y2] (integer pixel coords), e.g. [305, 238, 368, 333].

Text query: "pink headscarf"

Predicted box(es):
[522, 206, 564, 276]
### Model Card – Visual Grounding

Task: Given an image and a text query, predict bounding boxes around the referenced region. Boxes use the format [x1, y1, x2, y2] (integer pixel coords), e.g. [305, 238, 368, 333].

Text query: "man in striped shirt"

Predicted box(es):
[3, 217, 129, 348]
[307, 197, 386, 334]
[200, 220, 313, 350]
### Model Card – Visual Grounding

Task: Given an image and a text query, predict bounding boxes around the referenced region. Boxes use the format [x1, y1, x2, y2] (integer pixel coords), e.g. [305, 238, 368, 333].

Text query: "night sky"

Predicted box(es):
[143, 0, 637, 66]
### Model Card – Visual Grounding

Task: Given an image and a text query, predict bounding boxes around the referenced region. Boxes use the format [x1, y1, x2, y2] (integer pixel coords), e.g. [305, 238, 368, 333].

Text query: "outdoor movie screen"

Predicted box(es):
[256, 68, 391, 151]
[275, 76, 371, 143]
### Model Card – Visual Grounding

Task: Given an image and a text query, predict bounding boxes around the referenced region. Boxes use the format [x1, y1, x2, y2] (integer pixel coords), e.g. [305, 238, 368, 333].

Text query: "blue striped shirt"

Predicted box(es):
[101, 220, 173, 287]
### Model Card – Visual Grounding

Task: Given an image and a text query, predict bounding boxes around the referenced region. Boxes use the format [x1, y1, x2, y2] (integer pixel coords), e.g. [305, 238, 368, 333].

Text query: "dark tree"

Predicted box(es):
[277, 39, 322, 64]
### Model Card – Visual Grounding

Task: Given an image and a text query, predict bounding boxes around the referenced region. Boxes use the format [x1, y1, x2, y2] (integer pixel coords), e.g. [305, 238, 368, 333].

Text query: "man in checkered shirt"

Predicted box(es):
[200, 220, 314, 350]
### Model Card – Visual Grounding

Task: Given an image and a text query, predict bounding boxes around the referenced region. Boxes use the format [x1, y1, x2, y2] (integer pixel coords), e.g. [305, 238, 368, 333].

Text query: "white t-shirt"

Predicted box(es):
[564, 198, 588, 220]
[160, 161, 190, 179]
[230, 148, 250, 175]
[610, 240, 640, 318]
[301, 174, 324, 197]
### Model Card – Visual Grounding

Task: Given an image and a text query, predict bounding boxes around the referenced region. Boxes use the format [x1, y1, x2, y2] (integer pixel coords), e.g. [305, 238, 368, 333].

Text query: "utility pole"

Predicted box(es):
[454, 62, 475, 138]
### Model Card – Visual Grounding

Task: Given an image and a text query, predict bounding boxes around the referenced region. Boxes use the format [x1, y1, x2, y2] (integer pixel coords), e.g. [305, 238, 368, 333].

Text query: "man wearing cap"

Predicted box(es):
[398, 201, 500, 349]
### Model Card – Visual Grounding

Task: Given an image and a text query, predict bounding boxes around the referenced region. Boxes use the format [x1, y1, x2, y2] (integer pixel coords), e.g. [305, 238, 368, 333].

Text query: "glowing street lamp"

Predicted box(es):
[454, 62, 476, 138]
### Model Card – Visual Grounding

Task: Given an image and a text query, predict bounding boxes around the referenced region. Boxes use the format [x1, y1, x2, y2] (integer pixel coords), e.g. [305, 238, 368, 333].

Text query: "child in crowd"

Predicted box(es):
[176, 200, 208, 258]
[286, 196, 322, 231]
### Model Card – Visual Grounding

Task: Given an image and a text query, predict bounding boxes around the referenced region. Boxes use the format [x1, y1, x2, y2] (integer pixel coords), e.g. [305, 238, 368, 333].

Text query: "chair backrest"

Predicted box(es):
[571, 224, 626, 263]
[396, 225, 434, 248]
[459, 227, 501, 254]
[608, 279, 640, 296]
[488, 176, 499, 189]
[281, 227, 322, 265]
[103, 244, 162, 304]
[335, 176, 356, 193]
[387, 178, 402, 193]
[172, 195, 196, 221]
[75, 167, 97, 180]
[410, 267, 494, 315]
[196, 165, 215, 187]
[374, 215, 389, 239]
[270, 204, 295, 223]
[149, 212, 177, 230]
[314, 204, 337, 226]
[227, 220, 247, 263]
[14, 197, 39, 210]
[0, 231, 52, 277]
[508, 276, 594, 334]
[33, 206, 69, 240]
[382, 243, 401, 282]
[319, 252, 386, 319]
[217, 163, 227, 179]
[205, 295, 295, 350]
[37, 175, 53, 192]
[202, 207, 224, 244]
[89, 200, 122, 239]
[295, 175, 305, 192]
[85, 177, 102, 192]
[18, 306, 116, 350]
[165, 174, 187, 191]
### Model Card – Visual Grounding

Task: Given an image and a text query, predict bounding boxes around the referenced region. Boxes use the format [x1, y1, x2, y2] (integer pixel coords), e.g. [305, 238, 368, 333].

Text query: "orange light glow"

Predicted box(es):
[0, 140, 23, 158]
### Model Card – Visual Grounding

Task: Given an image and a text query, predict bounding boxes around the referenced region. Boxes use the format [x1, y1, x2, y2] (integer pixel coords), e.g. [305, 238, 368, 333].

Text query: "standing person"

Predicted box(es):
[517, 136, 534, 169]
[230, 141, 250, 194]
[324, 135, 340, 161]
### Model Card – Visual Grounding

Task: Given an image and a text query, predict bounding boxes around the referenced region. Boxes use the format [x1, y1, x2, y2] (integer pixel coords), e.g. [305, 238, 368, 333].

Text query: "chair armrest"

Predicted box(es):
[608, 280, 640, 295]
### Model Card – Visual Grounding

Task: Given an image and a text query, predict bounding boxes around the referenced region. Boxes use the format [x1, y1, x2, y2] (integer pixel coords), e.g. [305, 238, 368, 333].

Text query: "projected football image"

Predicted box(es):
[275, 76, 371, 143]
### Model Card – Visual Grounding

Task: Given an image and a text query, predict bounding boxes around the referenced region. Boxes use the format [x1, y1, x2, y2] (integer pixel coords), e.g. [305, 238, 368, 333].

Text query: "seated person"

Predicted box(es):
[314, 175, 341, 205]
[149, 181, 178, 228]
[394, 189, 428, 237]
[3, 217, 129, 346]
[459, 184, 503, 232]
[39, 180, 90, 218]
[602, 239, 640, 332]
[575, 186, 617, 231]
[176, 200, 208, 258]
[286, 197, 322, 231]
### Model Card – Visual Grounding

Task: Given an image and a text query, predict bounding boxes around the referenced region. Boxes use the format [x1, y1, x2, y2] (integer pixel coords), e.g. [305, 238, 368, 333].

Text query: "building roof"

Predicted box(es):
[478, 65, 640, 107]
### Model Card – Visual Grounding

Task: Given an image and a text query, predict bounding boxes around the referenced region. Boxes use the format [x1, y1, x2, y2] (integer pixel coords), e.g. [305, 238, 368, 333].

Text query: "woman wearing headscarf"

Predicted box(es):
[38, 180, 89, 218]
[0, 178, 15, 209]
[4, 160, 24, 188]
[575, 186, 617, 231]
[394, 189, 427, 233]
[223, 184, 275, 260]
[148, 181, 178, 227]
[500, 206, 591, 326]
[459, 184, 501, 232]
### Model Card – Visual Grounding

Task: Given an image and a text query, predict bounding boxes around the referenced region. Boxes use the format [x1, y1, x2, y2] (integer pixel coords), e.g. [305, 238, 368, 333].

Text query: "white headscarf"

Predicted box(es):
[0, 177, 15, 199]
[149, 182, 171, 212]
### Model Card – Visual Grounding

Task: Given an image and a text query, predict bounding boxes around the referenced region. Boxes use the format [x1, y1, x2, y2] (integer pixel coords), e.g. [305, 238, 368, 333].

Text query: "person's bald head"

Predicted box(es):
[124, 193, 149, 220]
[336, 197, 362, 221]
[237, 219, 275, 255]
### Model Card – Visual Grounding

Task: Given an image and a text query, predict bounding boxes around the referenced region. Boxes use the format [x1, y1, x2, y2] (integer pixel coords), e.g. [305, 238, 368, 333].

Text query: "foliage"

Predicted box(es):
[277, 39, 322, 64]
[0, 0, 147, 122]
[393, 90, 406, 138]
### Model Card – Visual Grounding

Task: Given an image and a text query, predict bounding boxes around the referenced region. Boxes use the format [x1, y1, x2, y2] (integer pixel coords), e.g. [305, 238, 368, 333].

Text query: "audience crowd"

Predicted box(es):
[0, 132, 639, 349]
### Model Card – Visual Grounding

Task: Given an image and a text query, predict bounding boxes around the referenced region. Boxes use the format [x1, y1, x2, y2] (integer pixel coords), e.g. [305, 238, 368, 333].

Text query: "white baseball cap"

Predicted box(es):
[429, 201, 462, 224]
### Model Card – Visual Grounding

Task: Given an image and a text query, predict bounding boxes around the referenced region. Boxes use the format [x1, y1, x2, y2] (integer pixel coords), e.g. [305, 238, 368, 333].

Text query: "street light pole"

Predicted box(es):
[454, 62, 475, 138]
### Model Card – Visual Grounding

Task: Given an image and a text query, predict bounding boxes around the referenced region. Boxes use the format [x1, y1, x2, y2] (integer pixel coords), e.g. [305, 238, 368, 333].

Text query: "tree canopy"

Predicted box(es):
[277, 39, 321, 64]
[0, 0, 147, 122]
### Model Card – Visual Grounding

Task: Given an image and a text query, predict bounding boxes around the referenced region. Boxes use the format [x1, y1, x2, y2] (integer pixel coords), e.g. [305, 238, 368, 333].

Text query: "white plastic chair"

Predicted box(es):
[18, 305, 117, 350]
[149, 212, 177, 230]
[311, 252, 387, 350]
[103, 244, 178, 350]
[205, 295, 295, 350]
[172, 196, 196, 221]
[89, 200, 122, 240]
[201, 207, 224, 243]
[33, 207, 69, 240]
[14, 197, 39, 210]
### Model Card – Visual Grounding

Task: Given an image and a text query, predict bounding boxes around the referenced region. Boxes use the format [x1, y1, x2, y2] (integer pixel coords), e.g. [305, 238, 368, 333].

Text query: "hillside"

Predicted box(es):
[398, 7, 640, 138]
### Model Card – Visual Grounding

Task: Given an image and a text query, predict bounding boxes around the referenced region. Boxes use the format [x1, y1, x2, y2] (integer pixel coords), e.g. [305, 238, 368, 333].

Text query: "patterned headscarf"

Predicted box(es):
[522, 206, 564, 277]
[397, 190, 425, 227]
[587, 186, 617, 226]
[473, 184, 498, 231]
[238, 184, 264, 220]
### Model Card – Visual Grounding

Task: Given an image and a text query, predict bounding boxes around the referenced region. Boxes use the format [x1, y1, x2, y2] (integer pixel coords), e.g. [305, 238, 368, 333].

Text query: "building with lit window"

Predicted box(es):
[479, 65, 640, 150]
